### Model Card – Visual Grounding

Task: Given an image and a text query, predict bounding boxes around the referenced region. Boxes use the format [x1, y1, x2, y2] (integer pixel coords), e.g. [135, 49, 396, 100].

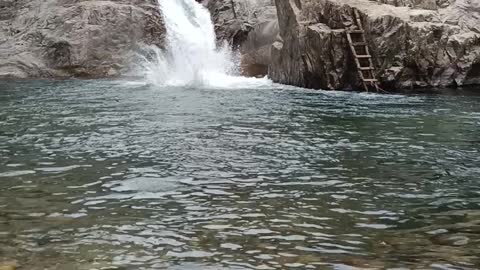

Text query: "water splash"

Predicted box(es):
[140, 0, 271, 89]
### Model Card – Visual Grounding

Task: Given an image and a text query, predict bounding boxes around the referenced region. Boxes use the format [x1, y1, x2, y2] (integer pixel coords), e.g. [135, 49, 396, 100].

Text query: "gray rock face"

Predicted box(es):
[240, 18, 279, 77]
[207, 0, 278, 77]
[207, 0, 276, 46]
[0, 0, 164, 78]
[269, 0, 480, 90]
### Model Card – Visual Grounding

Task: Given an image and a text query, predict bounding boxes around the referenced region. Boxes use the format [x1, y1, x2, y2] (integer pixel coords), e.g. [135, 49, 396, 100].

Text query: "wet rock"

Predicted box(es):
[0, 0, 165, 79]
[269, 0, 480, 90]
[431, 234, 470, 246]
[208, 0, 278, 77]
[46, 41, 72, 69]
[423, 210, 480, 234]
[208, 0, 276, 46]
[240, 19, 279, 77]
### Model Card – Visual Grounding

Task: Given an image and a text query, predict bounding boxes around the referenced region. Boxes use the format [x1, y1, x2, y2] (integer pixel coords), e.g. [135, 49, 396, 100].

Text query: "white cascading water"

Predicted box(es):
[141, 0, 270, 88]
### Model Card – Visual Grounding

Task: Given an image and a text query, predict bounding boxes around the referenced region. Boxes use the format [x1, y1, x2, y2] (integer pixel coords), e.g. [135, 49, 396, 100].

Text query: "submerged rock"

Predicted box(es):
[0, 263, 16, 270]
[0, 0, 165, 78]
[269, 0, 480, 90]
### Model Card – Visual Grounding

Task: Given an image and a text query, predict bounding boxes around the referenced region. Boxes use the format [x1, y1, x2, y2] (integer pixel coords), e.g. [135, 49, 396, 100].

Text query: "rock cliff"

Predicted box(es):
[207, 0, 278, 77]
[1, 0, 479, 90]
[269, 0, 480, 90]
[0, 0, 164, 78]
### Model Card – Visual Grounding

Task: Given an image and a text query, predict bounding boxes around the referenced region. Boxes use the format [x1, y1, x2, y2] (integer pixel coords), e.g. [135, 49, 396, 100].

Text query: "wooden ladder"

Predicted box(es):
[346, 9, 382, 92]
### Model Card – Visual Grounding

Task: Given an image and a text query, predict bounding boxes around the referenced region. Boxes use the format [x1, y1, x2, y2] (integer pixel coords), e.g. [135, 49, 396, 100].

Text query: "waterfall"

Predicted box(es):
[140, 0, 270, 88]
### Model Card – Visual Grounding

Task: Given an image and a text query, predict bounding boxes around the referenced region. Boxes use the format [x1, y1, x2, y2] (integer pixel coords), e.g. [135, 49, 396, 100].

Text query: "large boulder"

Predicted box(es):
[269, 0, 480, 90]
[0, 0, 165, 78]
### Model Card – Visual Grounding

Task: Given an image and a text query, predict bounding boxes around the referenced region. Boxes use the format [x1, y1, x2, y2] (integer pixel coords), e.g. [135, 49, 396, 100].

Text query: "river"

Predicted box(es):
[0, 79, 479, 269]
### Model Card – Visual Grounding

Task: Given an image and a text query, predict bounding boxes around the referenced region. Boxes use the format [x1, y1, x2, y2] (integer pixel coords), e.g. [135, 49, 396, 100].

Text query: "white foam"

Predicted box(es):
[140, 0, 271, 89]
[0, 170, 36, 177]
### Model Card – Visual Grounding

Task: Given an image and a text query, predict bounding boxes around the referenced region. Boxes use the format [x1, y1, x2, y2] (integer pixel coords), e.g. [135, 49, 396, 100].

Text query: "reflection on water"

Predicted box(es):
[0, 80, 479, 269]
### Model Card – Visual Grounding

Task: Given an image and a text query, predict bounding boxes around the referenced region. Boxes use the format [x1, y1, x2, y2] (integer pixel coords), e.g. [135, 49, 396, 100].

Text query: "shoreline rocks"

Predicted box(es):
[268, 0, 480, 90]
[0, 0, 479, 91]
[210, 0, 480, 90]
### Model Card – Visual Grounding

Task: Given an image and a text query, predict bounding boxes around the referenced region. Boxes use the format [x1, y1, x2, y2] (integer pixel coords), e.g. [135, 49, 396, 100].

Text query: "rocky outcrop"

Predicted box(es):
[0, 0, 164, 78]
[207, 0, 278, 77]
[269, 0, 480, 90]
[207, 0, 277, 46]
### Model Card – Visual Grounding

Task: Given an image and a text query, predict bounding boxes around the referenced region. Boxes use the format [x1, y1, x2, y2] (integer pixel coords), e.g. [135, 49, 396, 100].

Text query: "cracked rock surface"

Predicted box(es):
[0, 0, 165, 78]
[268, 0, 480, 90]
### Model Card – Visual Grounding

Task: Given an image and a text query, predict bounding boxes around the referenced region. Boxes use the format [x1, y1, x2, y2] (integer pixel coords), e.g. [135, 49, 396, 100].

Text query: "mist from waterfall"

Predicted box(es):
[140, 0, 270, 88]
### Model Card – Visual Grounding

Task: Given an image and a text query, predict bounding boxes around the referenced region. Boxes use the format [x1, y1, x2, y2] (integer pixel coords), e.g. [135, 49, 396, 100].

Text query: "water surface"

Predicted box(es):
[0, 80, 479, 269]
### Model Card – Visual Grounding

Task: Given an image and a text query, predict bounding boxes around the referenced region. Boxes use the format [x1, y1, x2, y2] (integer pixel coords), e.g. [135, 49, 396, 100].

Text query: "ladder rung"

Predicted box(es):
[352, 42, 367, 46]
[363, 79, 378, 82]
[356, 55, 371, 58]
[359, 67, 374, 71]
[347, 30, 364, 34]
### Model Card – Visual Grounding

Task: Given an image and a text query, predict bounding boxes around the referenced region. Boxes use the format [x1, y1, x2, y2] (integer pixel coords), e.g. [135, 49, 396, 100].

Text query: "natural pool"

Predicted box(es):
[0, 80, 479, 269]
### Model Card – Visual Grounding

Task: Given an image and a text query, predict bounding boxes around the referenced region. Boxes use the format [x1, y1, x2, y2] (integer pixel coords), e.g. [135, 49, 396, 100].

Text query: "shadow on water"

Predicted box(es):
[395, 86, 480, 97]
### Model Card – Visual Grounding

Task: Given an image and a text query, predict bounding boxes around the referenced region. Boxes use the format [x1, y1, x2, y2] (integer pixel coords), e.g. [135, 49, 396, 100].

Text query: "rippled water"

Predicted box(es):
[1, 80, 479, 269]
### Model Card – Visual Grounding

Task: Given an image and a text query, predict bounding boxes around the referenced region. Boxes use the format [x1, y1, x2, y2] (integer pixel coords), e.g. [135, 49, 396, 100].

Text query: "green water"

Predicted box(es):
[0, 80, 479, 269]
